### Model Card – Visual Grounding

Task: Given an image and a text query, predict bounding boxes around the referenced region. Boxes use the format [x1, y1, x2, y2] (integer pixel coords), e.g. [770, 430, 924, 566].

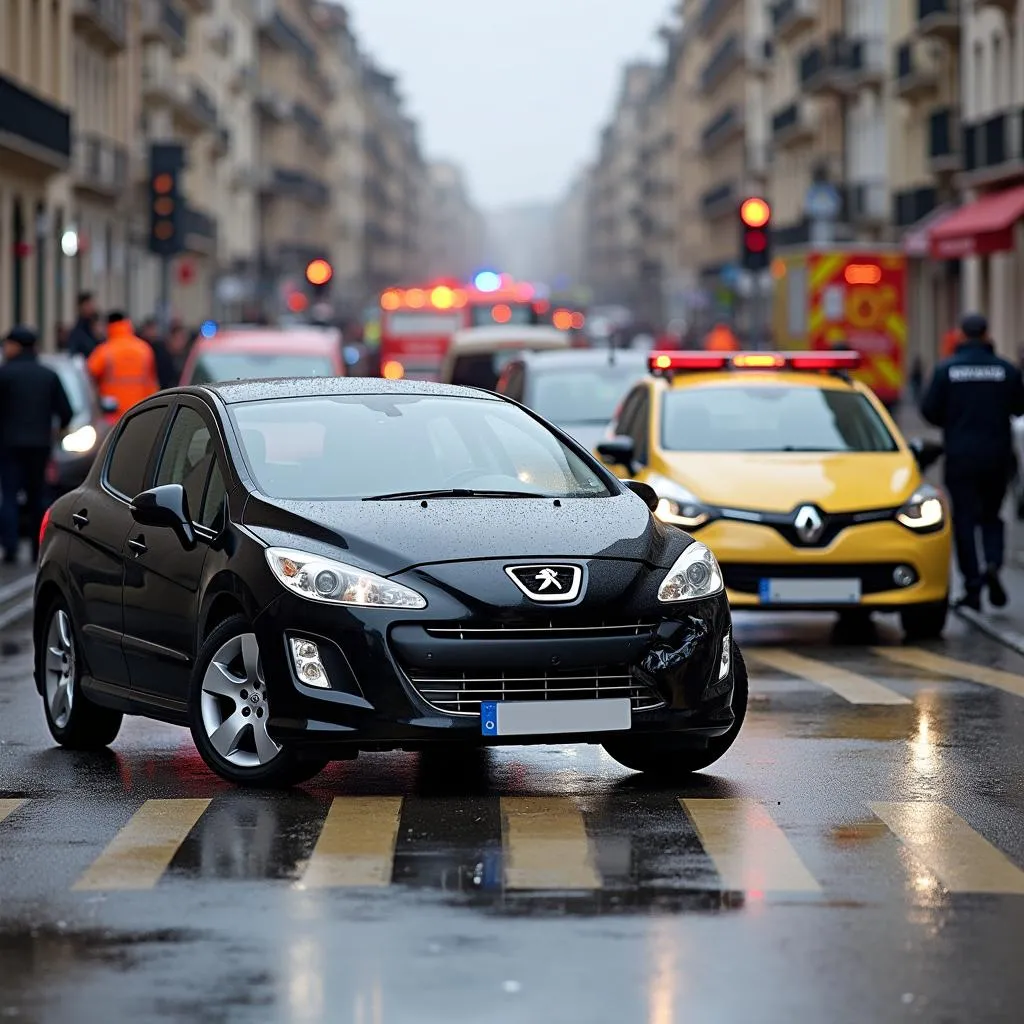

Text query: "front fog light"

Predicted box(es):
[893, 565, 917, 588]
[290, 637, 330, 689]
[718, 632, 732, 680]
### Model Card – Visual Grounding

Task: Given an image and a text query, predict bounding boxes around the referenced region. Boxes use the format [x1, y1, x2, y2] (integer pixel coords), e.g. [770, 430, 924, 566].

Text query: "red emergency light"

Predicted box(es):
[648, 350, 863, 376]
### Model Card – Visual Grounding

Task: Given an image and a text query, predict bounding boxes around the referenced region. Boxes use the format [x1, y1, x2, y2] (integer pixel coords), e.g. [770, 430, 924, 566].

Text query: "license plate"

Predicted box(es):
[480, 698, 631, 737]
[758, 578, 862, 604]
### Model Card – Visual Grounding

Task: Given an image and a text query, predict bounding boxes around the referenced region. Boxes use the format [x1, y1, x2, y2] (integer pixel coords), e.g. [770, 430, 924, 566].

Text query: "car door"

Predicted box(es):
[122, 400, 225, 706]
[66, 403, 170, 688]
[606, 386, 649, 477]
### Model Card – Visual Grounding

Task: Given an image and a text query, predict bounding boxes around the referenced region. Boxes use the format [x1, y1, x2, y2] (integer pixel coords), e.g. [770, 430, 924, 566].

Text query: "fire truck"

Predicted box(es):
[770, 249, 908, 406]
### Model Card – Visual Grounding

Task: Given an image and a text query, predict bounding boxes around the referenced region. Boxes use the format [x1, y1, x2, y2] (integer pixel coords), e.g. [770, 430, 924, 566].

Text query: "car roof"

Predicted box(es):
[514, 349, 648, 371]
[195, 376, 504, 405]
[449, 325, 570, 353]
[193, 329, 340, 355]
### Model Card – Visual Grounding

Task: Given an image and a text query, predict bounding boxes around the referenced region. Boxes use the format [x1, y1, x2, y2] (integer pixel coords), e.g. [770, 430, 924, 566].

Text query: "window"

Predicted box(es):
[155, 406, 217, 522]
[528, 363, 647, 426]
[188, 352, 336, 385]
[199, 461, 227, 531]
[500, 362, 525, 403]
[614, 387, 649, 465]
[105, 406, 168, 498]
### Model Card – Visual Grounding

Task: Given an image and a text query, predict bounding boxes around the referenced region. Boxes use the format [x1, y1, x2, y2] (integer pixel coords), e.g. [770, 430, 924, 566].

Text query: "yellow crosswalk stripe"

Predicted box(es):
[73, 798, 210, 891]
[299, 797, 403, 888]
[681, 798, 822, 893]
[874, 647, 1024, 699]
[869, 802, 1024, 895]
[501, 796, 600, 890]
[752, 648, 910, 705]
[0, 799, 25, 825]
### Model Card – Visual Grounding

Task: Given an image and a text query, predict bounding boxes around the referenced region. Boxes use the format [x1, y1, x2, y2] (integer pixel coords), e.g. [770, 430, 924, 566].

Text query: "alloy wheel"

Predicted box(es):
[44, 609, 76, 730]
[200, 633, 281, 769]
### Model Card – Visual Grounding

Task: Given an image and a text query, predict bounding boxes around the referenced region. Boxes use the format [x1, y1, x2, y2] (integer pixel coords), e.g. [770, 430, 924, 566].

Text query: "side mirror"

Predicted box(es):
[908, 437, 944, 472]
[130, 484, 196, 550]
[99, 396, 118, 414]
[623, 479, 659, 513]
[596, 436, 636, 473]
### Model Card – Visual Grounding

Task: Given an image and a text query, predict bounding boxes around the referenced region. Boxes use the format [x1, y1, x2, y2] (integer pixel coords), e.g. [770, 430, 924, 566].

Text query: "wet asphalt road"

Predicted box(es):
[1, 609, 1023, 1024]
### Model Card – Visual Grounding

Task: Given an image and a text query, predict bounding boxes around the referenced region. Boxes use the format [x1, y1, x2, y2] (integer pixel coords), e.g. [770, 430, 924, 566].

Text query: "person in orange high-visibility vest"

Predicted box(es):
[87, 312, 160, 422]
[704, 322, 740, 352]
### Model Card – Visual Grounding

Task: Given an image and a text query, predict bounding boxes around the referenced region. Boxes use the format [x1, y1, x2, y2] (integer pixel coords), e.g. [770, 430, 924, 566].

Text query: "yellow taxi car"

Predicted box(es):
[595, 350, 952, 639]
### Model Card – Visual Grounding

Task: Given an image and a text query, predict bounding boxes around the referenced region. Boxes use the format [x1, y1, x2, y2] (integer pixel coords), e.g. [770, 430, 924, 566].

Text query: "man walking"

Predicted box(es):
[87, 312, 161, 421]
[0, 327, 73, 564]
[67, 291, 102, 359]
[922, 313, 1024, 610]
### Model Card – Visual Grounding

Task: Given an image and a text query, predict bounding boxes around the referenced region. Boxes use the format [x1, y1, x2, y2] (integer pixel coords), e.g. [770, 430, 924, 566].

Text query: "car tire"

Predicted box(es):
[603, 643, 748, 778]
[900, 599, 948, 641]
[37, 598, 123, 750]
[188, 614, 328, 788]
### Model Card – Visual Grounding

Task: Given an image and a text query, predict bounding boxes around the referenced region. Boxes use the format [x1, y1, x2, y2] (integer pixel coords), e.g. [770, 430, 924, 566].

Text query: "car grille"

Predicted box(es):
[423, 620, 657, 641]
[722, 562, 908, 596]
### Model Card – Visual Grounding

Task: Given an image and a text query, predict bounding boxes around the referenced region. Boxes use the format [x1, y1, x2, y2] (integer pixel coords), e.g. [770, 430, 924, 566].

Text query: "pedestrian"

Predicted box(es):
[86, 312, 160, 422]
[0, 326, 73, 564]
[921, 312, 1024, 610]
[704, 322, 740, 352]
[66, 291, 102, 359]
[138, 316, 178, 390]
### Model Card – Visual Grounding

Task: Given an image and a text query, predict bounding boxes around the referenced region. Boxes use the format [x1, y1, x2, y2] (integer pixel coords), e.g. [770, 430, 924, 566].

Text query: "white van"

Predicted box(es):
[440, 325, 570, 391]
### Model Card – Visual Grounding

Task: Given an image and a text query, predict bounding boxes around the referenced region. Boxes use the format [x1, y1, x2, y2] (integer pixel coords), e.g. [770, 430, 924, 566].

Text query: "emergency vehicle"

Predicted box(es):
[771, 249, 908, 406]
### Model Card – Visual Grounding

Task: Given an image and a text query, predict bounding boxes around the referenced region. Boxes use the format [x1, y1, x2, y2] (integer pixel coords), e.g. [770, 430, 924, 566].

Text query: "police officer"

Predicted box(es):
[922, 313, 1024, 610]
[0, 326, 73, 564]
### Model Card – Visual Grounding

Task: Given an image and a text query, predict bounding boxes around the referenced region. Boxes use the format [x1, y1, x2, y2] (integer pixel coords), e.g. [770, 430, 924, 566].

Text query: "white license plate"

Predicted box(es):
[758, 578, 862, 604]
[480, 698, 632, 737]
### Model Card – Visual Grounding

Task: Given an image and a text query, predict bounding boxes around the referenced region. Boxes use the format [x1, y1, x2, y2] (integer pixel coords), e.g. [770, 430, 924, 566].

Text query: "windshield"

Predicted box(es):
[661, 386, 898, 453]
[386, 311, 463, 336]
[469, 303, 537, 327]
[188, 352, 336, 384]
[529, 364, 647, 425]
[230, 394, 611, 500]
[450, 351, 524, 391]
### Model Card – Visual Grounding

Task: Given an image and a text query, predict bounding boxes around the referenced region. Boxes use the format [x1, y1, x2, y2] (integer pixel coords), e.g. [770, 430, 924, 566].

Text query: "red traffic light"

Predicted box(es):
[739, 197, 771, 228]
[305, 259, 333, 286]
[745, 230, 768, 253]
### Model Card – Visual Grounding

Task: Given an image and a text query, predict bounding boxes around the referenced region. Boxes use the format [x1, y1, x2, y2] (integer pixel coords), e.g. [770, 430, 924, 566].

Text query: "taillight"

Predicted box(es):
[39, 506, 53, 549]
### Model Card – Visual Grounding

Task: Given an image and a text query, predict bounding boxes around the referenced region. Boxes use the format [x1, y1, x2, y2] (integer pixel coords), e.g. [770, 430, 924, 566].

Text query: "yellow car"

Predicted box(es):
[595, 350, 952, 639]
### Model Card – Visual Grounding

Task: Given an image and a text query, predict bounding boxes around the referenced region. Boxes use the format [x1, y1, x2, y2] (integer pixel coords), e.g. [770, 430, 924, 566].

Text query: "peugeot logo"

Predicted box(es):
[794, 504, 825, 544]
[534, 568, 562, 591]
[505, 564, 584, 603]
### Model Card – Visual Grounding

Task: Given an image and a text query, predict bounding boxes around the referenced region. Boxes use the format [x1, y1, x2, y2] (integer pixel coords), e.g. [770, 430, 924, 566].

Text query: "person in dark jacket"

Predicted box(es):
[138, 316, 178, 390]
[66, 291, 102, 359]
[0, 327, 73, 563]
[921, 312, 1024, 609]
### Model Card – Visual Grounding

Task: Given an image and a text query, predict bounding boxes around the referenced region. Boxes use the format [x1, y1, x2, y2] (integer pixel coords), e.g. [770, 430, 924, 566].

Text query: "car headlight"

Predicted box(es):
[647, 472, 714, 529]
[265, 547, 427, 609]
[896, 484, 945, 533]
[658, 541, 724, 603]
[61, 425, 97, 454]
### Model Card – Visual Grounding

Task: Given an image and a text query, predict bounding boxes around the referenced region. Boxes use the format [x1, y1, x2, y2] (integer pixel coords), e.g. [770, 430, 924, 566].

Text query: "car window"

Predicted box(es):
[627, 391, 649, 464]
[660, 386, 899, 452]
[187, 352, 336, 384]
[230, 394, 611, 500]
[199, 460, 227, 531]
[529, 364, 646, 425]
[105, 406, 168, 498]
[613, 387, 644, 437]
[500, 363, 525, 402]
[155, 406, 217, 521]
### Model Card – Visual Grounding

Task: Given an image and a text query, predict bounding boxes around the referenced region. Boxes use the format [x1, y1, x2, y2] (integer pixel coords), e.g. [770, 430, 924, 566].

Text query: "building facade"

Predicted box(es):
[423, 161, 486, 282]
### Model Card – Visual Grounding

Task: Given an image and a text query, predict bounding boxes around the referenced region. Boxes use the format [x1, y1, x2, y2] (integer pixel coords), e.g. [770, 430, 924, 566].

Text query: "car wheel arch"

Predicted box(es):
[198, 578, 260, 645]
[33, 581, 67, 695]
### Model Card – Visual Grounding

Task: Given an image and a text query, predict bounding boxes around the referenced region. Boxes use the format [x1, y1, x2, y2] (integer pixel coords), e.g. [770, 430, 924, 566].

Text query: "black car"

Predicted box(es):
[34, 377, 745, 787]
[497, 349, 649, 451]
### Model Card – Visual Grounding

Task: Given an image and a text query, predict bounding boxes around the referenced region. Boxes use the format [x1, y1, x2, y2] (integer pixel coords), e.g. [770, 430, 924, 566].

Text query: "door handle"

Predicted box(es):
[127, 536, 148, 555]
[72, 511, 89, 529]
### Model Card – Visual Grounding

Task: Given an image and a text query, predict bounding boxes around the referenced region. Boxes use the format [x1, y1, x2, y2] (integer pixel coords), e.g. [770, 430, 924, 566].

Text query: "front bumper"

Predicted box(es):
[693, 519, 951, 610]
[254, 587, 736, 755]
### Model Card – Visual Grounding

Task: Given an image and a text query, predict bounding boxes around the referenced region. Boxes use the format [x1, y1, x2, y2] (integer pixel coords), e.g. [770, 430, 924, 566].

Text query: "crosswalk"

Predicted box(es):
[2, 795, 1022, 897]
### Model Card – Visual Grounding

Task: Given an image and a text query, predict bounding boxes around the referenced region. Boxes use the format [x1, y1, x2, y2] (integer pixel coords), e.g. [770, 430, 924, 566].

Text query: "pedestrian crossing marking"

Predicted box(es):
[874, 647, 1024, 699]
[299, 796, 403, 888]
[751, 648, 911, 705]
[681, 798, 822, 894]
[869, 802, 1024, 895]
[501, 796, 601, 890]
[72, 798, 210, 891]
[0, 799, 25, 825]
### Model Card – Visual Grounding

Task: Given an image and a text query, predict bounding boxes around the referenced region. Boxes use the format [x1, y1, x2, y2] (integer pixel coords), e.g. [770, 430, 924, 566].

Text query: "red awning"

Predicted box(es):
[903, 204, 956, 257]
[929, 184, 1024, 260]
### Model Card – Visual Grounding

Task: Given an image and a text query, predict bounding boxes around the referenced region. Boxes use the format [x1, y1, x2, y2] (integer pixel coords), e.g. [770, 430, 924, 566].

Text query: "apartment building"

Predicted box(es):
[423, 161, 486, 281]
[0, 0, 73, 342]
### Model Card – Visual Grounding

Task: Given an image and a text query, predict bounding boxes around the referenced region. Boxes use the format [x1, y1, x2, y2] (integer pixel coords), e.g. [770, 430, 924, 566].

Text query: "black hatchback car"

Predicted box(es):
[34, 378, 746, 787]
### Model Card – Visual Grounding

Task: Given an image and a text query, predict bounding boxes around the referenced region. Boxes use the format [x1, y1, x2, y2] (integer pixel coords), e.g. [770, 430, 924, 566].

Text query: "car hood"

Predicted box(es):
[242, 491, 685, 575]
[657, 451, 920, 513]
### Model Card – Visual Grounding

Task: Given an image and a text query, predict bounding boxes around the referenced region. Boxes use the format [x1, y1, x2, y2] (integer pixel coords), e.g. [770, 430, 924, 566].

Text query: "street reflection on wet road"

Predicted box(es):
[1, 611, 1023, 1022]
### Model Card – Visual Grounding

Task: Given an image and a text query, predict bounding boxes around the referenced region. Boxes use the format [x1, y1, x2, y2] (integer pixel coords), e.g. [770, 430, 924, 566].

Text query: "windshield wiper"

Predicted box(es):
[363, 488, 548, 501]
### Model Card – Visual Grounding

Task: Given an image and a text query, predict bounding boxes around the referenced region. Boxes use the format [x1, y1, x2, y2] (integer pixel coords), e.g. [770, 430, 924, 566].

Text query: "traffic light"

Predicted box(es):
[739, 196, 772, 272]
[305, 258, 333, 295]
[148, 144, 185, 257]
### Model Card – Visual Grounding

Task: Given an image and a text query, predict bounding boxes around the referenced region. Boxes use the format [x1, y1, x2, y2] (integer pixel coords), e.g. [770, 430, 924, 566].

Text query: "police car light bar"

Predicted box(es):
[649, 352, 730, 372]
[647, 351, 862, 375]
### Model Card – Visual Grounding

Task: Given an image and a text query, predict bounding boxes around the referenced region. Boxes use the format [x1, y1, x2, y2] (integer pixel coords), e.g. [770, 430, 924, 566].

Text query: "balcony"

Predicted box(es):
[894, 40, 938, 101]
[72, 132, 128, 197]
[184, 206, 218, 253]
[697, 0, 742, 37]
[700, 181, 737, 220]
[771, 98, 816, 148]
[916, 0, 960, 42]
[72, 0, 127, 51]
[257, 3, 317, 65]
[255, 84, 289, 120]
[770, 0, 817, 42]
[963, 107, 1024, 185]
[140, 0, 186, 57]
[230, 64, 257, 95]
[848, 180, 888, 225]
[701, 104, 745, 154]
[0, 74, 71, 171]
[699, 33, 743, 94]
[798, 34, 851, 95]
[928, 105, 962, 174]
[261, 166, 330, 207]
[747, 35, 773, 75]
[174, 82, 217, 133]
[846, 36, 886, 89]
[893, 186, 938, 228]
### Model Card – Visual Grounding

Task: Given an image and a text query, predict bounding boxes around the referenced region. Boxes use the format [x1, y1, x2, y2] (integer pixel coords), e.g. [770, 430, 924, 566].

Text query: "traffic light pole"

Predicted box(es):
[158, 256, 172, 339]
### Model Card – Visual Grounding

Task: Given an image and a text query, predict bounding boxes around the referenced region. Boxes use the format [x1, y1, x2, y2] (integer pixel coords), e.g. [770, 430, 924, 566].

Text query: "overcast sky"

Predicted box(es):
[343, 0, 670, 211]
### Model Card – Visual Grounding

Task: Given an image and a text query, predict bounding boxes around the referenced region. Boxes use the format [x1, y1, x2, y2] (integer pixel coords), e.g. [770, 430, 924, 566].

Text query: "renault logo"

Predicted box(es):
[794, 505, 825, 544]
